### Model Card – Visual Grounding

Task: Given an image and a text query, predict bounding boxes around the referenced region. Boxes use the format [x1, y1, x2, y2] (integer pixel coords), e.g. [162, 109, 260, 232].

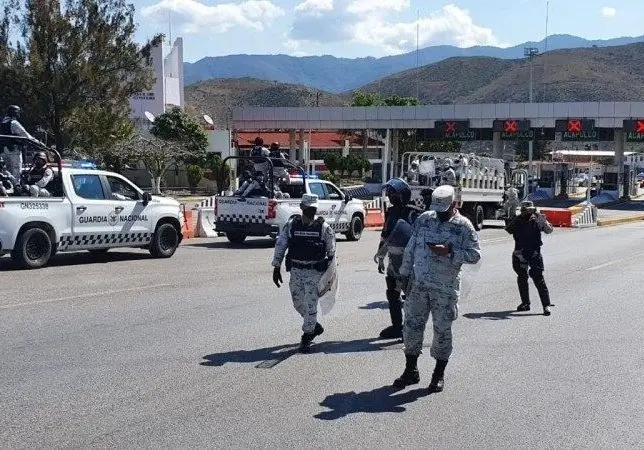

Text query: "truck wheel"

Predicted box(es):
[226, 232, 247, 245]
[345, 214, 364, 241]
[12, 227, 52, 269]
[149, 223, 179, 258]
[473, 204, 484, 231]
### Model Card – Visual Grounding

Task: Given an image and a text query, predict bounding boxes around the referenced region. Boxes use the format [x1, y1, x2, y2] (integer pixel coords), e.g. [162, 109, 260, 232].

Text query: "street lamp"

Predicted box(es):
[524, 46, 539, 181]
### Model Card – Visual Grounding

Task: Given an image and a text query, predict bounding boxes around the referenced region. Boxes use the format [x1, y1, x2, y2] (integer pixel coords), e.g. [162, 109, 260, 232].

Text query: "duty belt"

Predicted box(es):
[291, 261, 320, 269]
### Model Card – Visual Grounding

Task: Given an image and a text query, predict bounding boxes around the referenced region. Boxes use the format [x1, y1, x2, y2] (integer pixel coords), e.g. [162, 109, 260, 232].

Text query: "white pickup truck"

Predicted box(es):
[214, 175, 366, 245]
[0, 143, 184, 268]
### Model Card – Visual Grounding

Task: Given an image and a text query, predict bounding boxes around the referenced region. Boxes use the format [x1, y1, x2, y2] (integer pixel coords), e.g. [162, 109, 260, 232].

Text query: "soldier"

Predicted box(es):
[375, 178, 422, 339]
[0, 157, 17, 196]
[24, 151, 54, 197]
[420, 188, 434, 211]
[272, 194, 336, 353]
[505, 201, 553, 316]
[441, 160, 457, 186]
[503, 184, 520, 223]
[394, 185, 481, 393]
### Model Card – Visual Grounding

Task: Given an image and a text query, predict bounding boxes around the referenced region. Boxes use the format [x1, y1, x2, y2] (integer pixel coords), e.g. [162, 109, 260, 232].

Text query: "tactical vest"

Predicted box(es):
[287, 217, 326, 262]
[0, 118, 13, 135]
[26, 165, 48, 185]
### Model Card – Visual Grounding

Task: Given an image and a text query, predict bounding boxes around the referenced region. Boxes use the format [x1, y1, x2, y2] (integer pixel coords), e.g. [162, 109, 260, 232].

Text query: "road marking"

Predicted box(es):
[0, 284, 173, 310]
[586, 260, 620, 271]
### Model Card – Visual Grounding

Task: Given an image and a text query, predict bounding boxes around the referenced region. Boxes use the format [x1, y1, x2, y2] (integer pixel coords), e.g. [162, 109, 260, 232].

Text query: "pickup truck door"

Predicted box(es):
[104, 174, 154, 236]
[322, 181, 350, 231]
[307, 181, 343, 232]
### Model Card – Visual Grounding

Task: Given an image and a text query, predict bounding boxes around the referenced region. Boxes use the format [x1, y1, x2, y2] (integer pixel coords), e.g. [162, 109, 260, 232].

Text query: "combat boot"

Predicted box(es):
[517, 277, 530, 311]
[534, 278, 552, 316]
[428, 359, 448, 393]
[393, 354, 420, 388]
[314, 322, 324, 337]
[380, 292, 403, 339]
[299, 332, 315, 353]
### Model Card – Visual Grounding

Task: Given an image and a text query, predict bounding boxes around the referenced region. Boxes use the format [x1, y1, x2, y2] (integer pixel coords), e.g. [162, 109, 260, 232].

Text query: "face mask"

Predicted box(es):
[302, 207, 316, 220]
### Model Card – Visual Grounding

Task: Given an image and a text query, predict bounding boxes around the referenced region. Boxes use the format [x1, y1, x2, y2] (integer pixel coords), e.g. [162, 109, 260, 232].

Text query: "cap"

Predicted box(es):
[520, 200, 535, 210]
[301, 193, 319, 209]
[429, 185, 455, 212]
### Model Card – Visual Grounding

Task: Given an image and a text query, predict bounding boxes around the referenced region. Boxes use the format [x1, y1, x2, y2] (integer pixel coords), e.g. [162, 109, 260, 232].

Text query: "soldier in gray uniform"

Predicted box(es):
[272, 194, 336, 353]
[394, 185, 481, 392]
[441, 160, 457, 186]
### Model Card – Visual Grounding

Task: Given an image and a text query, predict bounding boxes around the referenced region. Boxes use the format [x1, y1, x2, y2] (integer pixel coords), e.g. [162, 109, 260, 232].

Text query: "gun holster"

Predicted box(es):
[285, 255, 292, 272]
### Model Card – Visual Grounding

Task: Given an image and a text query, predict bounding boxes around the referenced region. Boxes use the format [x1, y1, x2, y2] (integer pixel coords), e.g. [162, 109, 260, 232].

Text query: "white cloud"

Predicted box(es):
[141, 0, 285, 34]
[288, 2, 499, 54]
[601, 6, 616, 17]
[294, 0, 333, 15]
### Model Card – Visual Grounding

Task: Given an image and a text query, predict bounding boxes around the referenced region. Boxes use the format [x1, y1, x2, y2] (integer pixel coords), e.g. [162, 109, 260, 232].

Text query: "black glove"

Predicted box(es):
[273, 267, 283, 288]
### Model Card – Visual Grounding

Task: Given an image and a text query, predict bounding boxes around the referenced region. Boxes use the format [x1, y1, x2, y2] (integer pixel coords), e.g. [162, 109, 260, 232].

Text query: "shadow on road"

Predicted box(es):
[463, 310, 544, 320]
[358, 301, 389, 310]
[182, 239, 276, 250]
[0, 251, 152, 271]
[200, 337, 403, 367]
[315, 385, 430, 420]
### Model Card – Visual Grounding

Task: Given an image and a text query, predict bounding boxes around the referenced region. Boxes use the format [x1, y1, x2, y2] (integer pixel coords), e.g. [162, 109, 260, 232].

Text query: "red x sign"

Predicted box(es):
[567, 119, 582, 133]
[636, 120, 644, 133]
[504, 120, 518, 133]
[445, 121, 457, 133]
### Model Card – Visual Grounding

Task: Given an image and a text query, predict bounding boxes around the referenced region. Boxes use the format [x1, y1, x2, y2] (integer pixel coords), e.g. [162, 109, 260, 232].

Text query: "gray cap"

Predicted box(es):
[301, 193, 319, 208]
[429, 185, 455, 212]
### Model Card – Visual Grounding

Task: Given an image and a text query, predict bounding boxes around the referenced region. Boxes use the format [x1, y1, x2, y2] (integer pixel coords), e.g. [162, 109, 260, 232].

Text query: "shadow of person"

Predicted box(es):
[315, 385, 429, 420]
[200, 337, 404, 367]
[463, 310, 544, 320]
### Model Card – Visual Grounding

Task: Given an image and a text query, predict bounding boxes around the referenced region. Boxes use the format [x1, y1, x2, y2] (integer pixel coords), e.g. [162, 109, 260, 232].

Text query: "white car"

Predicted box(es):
[0, 166, 184, 269]
[214, 178, 366, 245]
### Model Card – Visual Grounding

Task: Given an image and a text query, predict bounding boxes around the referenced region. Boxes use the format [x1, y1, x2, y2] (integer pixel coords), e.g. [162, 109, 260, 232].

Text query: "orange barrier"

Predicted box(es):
[181, 207, 197, 239]
[539, 208, 572, 227]
[364, 209, 384, 228]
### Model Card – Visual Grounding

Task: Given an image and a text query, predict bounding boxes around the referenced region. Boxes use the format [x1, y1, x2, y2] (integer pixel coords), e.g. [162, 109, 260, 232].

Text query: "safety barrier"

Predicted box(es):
[572, 204, 598, 228]
[180, 205, 197, 239]
[196, 207, 218, 238]
[539, 208, 572, 227]
[198, 196, 217, 208]
[364, 209, 384, 228]
[363, 197, 390, 210]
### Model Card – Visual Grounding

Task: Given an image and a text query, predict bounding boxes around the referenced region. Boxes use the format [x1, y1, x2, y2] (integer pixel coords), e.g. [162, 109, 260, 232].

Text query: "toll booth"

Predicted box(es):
[603, 166, 620, 198]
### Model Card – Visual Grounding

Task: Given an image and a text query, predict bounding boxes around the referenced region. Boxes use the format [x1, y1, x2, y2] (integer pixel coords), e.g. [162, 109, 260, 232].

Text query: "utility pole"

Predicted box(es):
[524, 46, 539, 180]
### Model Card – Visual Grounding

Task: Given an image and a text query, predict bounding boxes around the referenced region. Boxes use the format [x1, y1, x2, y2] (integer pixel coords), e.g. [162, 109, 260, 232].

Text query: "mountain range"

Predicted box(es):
[183, 34, 644, 93]
[185, 42, 644, 128]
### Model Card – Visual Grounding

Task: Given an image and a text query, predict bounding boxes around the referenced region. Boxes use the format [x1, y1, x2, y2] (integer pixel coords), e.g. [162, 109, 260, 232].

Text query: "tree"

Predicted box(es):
[205, 153, 231, 193]
[150, 107, 209, 162]
[0, 0, 162, 153]
[114, 134, 197, 194]
[186, 164, 203, 194]
[351, 91, 382, 107]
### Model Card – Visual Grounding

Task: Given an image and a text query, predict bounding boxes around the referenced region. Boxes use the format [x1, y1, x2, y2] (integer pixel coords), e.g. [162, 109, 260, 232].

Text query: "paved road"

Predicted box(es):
[2, 221, 643, 448]
[598, 197, 644, 219]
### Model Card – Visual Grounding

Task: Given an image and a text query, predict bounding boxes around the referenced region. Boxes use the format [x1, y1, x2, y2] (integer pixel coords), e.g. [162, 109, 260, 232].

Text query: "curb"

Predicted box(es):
[597, 214, 644, 227]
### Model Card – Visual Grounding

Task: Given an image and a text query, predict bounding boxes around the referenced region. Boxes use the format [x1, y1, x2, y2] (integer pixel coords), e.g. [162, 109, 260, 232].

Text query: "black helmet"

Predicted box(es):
[33, 151, 48, 164]
[254, 136, 264, 146]
[7, 105, 21, 118]
[383, 177, 411, 206]
[270, 142, 280, 150]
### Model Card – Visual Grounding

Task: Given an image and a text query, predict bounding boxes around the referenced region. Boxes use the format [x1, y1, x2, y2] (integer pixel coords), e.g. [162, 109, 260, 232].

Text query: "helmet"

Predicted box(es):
[254, 136, 264, 146]
[7, 105, 21, 118]
[270, 142, 280, 150]
[33, 151, 48, 165]
[383, 177, 411, 206]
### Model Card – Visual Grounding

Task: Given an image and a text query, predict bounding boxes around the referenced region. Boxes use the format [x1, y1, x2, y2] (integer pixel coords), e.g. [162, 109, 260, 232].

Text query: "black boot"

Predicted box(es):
[393, 354, 420, 388]
[299, 332, 315, 353]
[517, 276, 530, 311]
[380, 291, 403, 339]
[314, 322, 324, 336]
[428, 359, 448, 393]
[534, 278, 552, 315]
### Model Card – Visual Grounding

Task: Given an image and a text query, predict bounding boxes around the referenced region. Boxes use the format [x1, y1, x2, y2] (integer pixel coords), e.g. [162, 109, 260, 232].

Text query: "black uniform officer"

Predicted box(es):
[505, 200, 554, 316]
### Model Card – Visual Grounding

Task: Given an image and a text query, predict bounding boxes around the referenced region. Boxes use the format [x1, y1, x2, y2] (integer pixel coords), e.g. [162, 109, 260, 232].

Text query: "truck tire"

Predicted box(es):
[149, 223, 179, 258]
[226, 232, 247, 245]
[12, 227, 53, 269]
[345, 214, 364, 241]
[473, 204, 485, 231]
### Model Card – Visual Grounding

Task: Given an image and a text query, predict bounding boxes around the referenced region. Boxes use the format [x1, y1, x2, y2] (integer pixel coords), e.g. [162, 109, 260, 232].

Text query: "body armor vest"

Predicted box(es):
[287, 217, 326, 262]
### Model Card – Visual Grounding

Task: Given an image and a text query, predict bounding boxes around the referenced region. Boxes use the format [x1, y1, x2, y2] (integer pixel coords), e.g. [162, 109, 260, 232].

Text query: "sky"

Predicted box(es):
[131, 0, 643, 62]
